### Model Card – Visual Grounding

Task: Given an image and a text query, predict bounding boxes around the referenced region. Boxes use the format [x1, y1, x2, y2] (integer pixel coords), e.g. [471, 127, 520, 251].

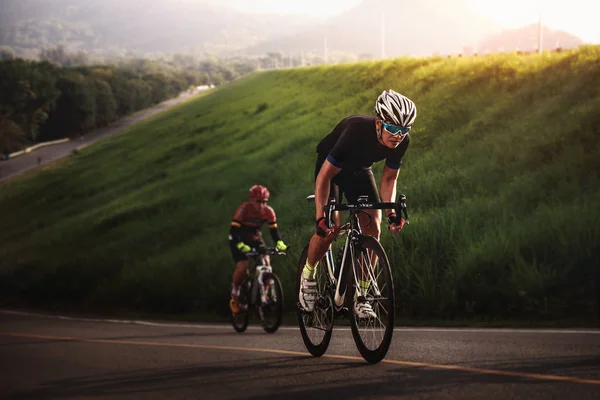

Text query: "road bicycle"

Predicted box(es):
[297, 194, 409, 363]
[231, 246, 286, 334]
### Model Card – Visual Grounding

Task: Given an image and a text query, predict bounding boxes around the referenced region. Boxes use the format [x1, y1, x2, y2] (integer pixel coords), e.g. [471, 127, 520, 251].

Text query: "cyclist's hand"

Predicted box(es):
[236, 242, 251, 253]
[276, 240, 288, 252]
[316, 217, 332, 237]
[387, 213, 406, 233]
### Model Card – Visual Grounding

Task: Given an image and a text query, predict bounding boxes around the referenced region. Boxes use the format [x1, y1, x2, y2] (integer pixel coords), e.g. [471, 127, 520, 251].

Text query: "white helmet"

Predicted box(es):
[375, 89, 417, 127]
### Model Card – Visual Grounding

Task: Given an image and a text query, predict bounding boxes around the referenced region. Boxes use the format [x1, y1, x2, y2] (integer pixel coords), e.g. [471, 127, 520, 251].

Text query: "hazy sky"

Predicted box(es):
[218, 0, 600, 44]
[218, 0, 363, 17]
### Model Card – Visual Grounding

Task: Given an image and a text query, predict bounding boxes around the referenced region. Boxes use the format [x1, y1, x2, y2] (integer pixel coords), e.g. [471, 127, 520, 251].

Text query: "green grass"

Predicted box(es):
[1, 47, 599, 325]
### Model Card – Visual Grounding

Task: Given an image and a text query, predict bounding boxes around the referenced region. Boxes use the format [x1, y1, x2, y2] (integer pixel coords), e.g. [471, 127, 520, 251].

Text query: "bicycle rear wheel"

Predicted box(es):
[231, 279, 250, 333]
[296, 244, 334, 357]
[260, 273, 284, 333]
[347, 235, 395, 363]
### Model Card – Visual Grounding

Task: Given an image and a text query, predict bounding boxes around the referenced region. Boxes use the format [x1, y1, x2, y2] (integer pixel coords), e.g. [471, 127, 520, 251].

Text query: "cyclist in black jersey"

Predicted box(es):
[299, 89, 417, 318]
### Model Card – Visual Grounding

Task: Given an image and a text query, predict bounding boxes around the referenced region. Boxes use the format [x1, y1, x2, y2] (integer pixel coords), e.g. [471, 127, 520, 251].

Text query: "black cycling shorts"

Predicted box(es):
[314, 153, 380, 204]
[229, 238, 265, 263]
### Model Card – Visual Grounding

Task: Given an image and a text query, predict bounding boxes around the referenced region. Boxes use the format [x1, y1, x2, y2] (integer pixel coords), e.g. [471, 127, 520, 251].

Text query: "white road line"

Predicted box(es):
[2, 309, 600, 334]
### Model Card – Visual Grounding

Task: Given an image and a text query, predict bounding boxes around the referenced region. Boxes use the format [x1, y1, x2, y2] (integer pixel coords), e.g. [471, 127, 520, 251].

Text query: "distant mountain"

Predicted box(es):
[470, 24, 584, 54]
[3, 0, 583, 60]
[242, 0, 504, 58]
[0, 0, 318, 56]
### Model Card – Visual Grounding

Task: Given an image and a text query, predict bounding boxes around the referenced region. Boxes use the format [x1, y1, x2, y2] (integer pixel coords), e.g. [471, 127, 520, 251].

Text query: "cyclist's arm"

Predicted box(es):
[266, 207, 281, 242]
[268, 226, 281, 242]
[229, 221, 243, 245]
[230, 203, 249, 245]
[315, 159, 341, 221]
[380, 164, 399, 218]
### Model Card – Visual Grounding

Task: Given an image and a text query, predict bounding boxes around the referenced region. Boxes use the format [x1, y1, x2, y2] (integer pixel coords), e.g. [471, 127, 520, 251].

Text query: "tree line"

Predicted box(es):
[0, 44, 372, 156]
[0, 57, 213, 155]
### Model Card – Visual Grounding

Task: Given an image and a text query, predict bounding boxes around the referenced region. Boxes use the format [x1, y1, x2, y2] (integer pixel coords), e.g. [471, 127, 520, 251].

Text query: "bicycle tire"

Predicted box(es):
[260, 273, 284, 333]
[231, 279, 250, 333]
[296, 244, 334, 357]
[347, 235, 395, 363]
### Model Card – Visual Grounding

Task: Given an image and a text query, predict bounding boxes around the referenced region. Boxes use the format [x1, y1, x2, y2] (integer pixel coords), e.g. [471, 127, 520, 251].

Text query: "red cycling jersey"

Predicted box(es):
[230, 202, 279, 243]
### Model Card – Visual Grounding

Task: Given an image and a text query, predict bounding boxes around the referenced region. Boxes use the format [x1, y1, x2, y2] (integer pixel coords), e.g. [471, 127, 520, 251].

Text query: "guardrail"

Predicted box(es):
[3, 138, 71, 160]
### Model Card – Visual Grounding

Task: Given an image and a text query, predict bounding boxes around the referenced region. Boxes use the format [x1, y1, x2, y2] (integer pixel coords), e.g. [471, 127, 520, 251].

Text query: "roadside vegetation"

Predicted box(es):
[1, 45, 599, 325]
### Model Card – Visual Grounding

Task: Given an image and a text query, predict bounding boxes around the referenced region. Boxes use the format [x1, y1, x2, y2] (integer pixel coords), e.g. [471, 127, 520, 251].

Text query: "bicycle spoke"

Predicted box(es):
[297, 247, 334, 357]
[349, 236, 395, 363]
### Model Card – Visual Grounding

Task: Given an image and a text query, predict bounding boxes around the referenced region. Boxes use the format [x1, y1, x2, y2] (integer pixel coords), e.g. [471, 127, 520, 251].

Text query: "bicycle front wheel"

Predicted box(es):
[296, 244, 334, 357]
[260, 273, 284, 333]
[347, 235, 395, 363]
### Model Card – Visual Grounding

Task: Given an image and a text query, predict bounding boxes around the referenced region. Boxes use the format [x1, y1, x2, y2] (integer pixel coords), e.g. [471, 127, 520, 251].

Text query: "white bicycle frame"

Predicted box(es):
[307, 194, 406, 312]
[323, 212, 385, 311]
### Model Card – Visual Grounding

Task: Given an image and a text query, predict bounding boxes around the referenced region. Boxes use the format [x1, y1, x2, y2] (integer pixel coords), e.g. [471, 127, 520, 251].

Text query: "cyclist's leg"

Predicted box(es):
[300, 158, 341, 311]
[305, 156, 342, 275]
[232, 261, 249, 294]
[348, 168, 382, 240]
[229, 241, 249, 313]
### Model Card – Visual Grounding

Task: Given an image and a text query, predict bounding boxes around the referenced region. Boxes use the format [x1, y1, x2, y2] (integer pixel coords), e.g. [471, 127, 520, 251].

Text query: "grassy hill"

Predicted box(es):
[1, 46, 599, 324]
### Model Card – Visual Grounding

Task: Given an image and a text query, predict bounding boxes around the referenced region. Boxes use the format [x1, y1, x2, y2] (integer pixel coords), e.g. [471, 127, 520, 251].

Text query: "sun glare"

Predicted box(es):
[217, 0, 599, 43]
[467, 0, 600, 43]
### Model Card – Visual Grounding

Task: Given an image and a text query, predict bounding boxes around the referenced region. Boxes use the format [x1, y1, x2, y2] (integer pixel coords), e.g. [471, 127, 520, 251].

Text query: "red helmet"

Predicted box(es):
[249, 185, 269, 200]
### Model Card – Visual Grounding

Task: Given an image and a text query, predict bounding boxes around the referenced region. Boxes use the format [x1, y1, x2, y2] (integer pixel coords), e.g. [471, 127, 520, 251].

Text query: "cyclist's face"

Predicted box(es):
[377, 119, 408, 149]
[250, 197, 268, 211]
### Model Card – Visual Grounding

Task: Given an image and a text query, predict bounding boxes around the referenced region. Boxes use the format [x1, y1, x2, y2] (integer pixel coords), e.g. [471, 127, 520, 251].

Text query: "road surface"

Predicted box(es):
[0, 89, 205, 183]
[2, 310, 600, 399]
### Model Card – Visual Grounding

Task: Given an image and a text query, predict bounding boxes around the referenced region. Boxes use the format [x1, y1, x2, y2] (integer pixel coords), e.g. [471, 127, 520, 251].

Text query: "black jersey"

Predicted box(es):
[316, 115, 409, 172]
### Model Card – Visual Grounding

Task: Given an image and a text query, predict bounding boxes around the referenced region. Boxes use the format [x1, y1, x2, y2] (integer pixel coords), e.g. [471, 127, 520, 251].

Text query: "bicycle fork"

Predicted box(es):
[252, 265, 272, 304]
[333, 238, 351, 311]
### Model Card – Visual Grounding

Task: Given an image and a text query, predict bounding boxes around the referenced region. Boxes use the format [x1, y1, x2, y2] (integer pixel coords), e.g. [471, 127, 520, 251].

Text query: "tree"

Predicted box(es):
[0, 46, 16, 61]
[41, 70, 95, 139]
[0, 59, 59, 144]
[39, 45, 89, 67]
[0, 119, 25, 155]
[91, 78, 117, 128]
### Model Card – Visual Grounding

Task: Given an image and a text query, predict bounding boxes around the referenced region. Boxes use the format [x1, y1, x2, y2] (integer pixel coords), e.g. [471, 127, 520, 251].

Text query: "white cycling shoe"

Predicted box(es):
[299, 277, 317, 312]
[354, 299, 377, 319]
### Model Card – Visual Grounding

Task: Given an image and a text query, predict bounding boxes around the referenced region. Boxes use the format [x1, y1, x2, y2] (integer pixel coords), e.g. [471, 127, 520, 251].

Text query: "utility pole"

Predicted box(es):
[537, 4, 543, 53]
[381, 0, 386, 59]
[324, 30, 328, 64]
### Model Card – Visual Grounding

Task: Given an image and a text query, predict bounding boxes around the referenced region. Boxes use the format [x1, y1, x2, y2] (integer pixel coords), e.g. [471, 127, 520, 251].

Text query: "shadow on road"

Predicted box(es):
[8, 352, 600, 399]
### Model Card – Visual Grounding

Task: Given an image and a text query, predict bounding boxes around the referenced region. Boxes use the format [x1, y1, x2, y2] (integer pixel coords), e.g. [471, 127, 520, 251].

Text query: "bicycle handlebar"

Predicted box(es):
[323, 194, 409, 228]
[245, 247, 288, 257]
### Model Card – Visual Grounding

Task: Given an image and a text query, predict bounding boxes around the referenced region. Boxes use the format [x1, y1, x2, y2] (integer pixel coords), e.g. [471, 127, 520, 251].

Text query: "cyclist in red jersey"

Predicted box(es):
[299, 89, 417, 319]
[229, 185, 288, 313]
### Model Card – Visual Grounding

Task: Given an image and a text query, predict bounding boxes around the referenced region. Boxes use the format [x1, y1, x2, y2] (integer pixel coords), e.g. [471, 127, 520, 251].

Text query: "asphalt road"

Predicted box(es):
[1, 310, 600, 399]
[0, 89, 205, 183]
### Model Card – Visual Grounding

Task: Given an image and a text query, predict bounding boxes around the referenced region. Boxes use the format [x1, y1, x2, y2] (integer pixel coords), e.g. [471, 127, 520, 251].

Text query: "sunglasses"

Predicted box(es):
[382, 120, 411, 135]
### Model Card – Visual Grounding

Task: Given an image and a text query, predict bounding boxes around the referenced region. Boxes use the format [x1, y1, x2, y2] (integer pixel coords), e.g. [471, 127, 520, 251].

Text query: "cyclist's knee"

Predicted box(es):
[362, 224, 381, 240]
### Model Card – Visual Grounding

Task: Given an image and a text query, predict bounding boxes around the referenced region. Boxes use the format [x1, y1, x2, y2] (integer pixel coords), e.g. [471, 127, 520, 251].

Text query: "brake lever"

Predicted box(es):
[397, 194, 409, 224]
[324, 198, 336, 228]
